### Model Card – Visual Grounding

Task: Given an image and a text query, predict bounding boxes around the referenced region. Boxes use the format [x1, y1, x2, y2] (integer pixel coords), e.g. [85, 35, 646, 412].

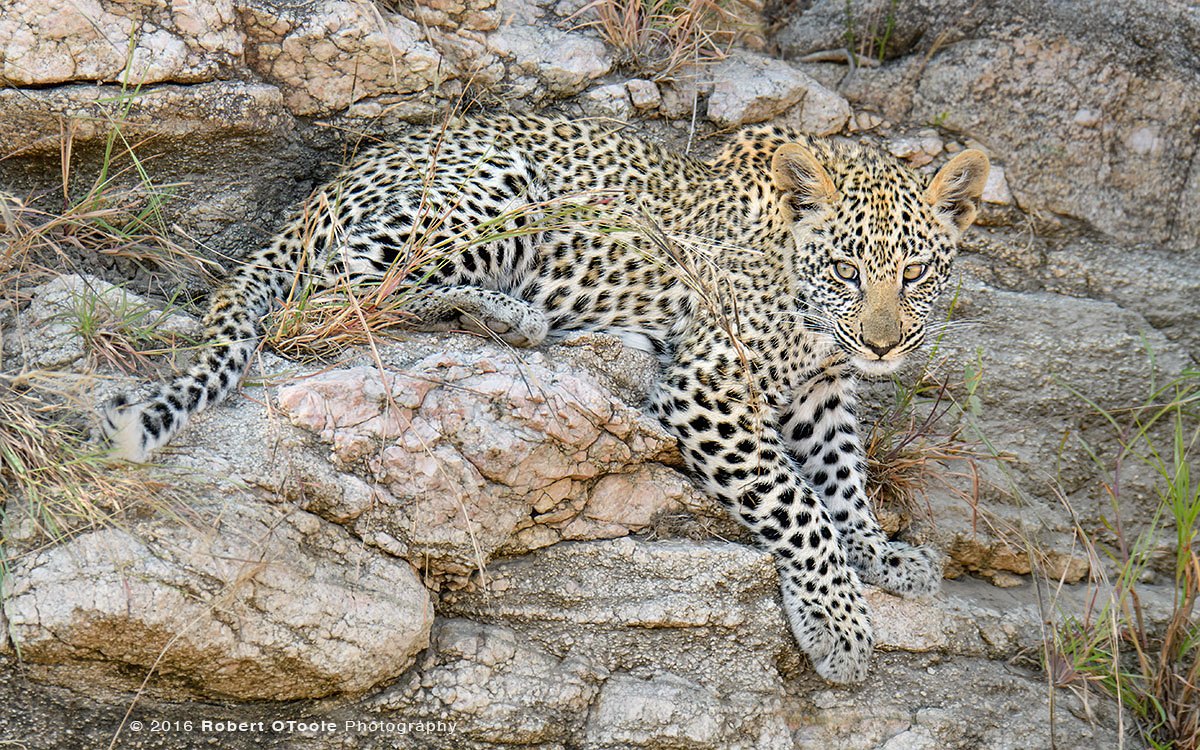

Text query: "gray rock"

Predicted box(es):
[580, 83, 633, 119]
[879, 275, 1195, 582]
[1039, 241, 1200, 360]
[793, 652, 1131, 750]
[241, 0, 445, 115]
[0, 0, 240, 86]
[485, 0, 612, 97]
[583, 673, 792, 750]
[981, 164, 1013, 204]
[708, 50, 848, 131]
[777, 0, 1200, 249]
[441, 537, 791, 696]
[707, 50, 811, 127]
[3, 500, 434, 700]
[376, 618, 606, 746]
[625, 78, 662, 111]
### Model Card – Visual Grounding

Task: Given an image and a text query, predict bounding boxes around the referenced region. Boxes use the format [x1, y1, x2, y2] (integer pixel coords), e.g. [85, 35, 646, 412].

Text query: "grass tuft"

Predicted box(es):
[570, 0, 747, 81]
[1046, 367, 1200, 750]
[0, 373, 174, 541]
[1, 75, 208, 546]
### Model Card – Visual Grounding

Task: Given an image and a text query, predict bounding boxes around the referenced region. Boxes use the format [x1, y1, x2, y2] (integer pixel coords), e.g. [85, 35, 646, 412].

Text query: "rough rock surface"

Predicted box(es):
[706, 50, 851, 133]
[0, 0, 242, 86]
[4, 498, 434, 700]
[240, 0, 447, 115]
[272, 341, 686, 578]
[775, 0, 1200, 249]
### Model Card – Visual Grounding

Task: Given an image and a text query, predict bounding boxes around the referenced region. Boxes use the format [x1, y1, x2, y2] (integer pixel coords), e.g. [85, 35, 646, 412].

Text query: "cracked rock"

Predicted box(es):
[2, 500, 434, 700]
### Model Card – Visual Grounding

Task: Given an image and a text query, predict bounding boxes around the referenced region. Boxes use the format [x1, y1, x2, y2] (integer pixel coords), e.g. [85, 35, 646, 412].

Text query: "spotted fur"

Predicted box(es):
[102, 114, 988, 683]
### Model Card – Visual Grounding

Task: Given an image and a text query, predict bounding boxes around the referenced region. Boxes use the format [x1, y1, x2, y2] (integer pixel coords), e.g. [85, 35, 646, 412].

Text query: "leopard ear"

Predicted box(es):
[925, 149, 990, 235]
[772, 142, 839, 218]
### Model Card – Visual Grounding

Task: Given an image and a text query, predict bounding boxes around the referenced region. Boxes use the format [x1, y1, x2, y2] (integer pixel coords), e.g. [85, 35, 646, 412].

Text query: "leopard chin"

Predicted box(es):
[850, 355, 906, 377]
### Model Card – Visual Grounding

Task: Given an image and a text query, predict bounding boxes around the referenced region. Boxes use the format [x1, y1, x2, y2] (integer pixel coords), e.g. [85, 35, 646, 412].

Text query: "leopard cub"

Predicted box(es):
[104, 114, 988, 683]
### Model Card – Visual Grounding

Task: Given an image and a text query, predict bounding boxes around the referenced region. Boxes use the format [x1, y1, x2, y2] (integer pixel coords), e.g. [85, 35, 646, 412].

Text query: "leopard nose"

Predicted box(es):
[862, 337, 897, 357]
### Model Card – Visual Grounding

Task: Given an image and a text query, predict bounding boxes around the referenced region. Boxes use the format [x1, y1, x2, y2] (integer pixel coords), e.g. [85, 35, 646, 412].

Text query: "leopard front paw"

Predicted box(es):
[859, 540, 943, 598]
[781, 573, 874, 684]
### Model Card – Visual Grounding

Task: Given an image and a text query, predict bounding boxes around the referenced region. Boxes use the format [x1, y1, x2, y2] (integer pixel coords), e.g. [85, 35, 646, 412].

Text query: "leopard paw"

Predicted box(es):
[860, 540, 943, 598]
[781, 572, 874, 684]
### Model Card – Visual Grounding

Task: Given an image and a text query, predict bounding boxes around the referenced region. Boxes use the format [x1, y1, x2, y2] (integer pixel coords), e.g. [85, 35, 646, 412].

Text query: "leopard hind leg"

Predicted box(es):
[404, 284, 549, 347]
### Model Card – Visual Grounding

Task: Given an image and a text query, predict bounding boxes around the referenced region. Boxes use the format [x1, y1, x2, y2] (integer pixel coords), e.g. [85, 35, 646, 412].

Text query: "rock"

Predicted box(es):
[559, 464, 693, 541]
[583, 673, 792, 750]
[895, 277, 1195, 559]
[981, 164, 1013, 204]
[274, 340, 680, 578]
[707, 50, 810, 127]
[658, 75, 711, 119]
[779, 71, 853, 135]
[580, 83, 633, 119]
[1034, 240, 1200, 359]
[0, 0, 241, 87]
[625, 78, 662, 111]
[886, 131, 944, 167]
[794, 652, 1131, 750]
[852, 110, 885, 131]
[3, 266, 1147, 740]
[441, 537, 792, 695]
[708, 50, 848, 131]
[880, 726, 939, 750]
[241, 0, 446, 115]
[0, 82, 315, 304]
[780, 0, 1200, 249]
[377, 619, 606, 746]
[0, 82, 295, 157]
[3, 500, 434, 700]
[485, 0, 612, 97]
[3, 0, 1179, 741]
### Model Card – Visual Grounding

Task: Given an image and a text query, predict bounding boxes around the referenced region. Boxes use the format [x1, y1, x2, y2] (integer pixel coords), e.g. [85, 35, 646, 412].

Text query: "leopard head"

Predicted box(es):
[771, 140, 989, 375]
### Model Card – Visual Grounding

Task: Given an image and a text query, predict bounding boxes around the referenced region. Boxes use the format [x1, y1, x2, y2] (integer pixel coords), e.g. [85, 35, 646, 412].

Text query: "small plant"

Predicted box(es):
[570, 0, 744, 80]
[1046, 367, 1200, 749]
[0, 51, 205, 541]
[60, 284, 197, 375]
[838, 0, 899, 66]
[860, 295, 1002, 527]
[863, 364, 985, 522]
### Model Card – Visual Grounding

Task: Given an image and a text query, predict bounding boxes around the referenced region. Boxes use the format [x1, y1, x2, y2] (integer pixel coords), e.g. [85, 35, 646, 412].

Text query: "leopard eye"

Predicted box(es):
[834, 261, 859, 282]
[903, 262, 928, 283]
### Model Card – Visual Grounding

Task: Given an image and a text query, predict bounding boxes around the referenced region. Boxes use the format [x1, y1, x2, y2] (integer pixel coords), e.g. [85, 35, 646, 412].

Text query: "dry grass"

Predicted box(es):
[62, 283, 198, 376]
[1044, 370, 1200, 750]
[570, 0, 749, 81]
[3, 118, 219, 282]
[861, 356, 1008, 527]
[2, 126, 218, 376]
[0, 88, 212, 544]
[0, 373, 175, 541]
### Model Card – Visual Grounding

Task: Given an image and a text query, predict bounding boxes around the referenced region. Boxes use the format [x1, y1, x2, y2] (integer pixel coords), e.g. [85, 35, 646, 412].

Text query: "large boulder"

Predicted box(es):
[774, 0, 1200, 249]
